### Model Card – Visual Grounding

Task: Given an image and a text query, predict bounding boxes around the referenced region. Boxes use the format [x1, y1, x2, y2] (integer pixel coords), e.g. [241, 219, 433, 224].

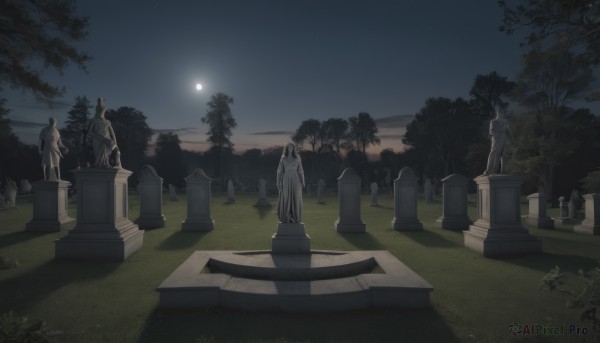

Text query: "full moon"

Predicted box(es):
[195, 83, 203, 91]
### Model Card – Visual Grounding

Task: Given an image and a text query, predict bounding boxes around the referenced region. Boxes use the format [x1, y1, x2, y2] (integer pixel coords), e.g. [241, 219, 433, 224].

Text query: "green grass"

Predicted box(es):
[1, 191, 600, 342]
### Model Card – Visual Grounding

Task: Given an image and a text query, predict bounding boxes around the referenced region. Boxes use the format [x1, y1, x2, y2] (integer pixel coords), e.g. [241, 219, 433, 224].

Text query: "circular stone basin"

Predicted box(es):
[207, 251, 377, 281]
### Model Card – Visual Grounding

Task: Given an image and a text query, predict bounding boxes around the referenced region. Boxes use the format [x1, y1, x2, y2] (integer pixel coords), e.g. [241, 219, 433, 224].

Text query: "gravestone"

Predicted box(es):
[168, 184, 178, 201]
[19, 179, 32, 194]
[424, 178, 433, 203]
[463, 175, 542, 257]
[3, 179, 17, 208]
[436, 173, 472, 230]
[568, 190, 581, 219]
[553, 196, 571, 225]
[254, 177, 271, 207]
[370, 182, 379, 207]
[335, 168, 366, 233]
[26, 180, 74, 232]
[526, 193, 554, 229]
[225, 179, 235, 203]
[574, 194, 600, 235]
[391, 167, 423, 231]
[316, 178, 326, 204]
[135, 165, 165, 229]
[55, 168, 144, 261]
[182, 168, 214, 232]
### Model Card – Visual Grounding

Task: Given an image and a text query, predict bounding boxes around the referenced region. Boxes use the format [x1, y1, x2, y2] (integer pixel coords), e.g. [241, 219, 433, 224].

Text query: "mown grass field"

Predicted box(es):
[1, 190, 599, 342]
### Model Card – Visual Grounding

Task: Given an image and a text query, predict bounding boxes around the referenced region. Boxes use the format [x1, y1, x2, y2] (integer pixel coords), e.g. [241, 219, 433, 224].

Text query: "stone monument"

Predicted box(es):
[552, 196, 571, 225]
[526, 193, 554, 229]
[463, 175, 542, 256]
[391, 167, 423, 231]
[38, 116, 67, 181]
[273, 143, 310, 253]
[370, 182, 379, 207]
[574, 193, 600, 235]
[19, 179, 32, 194]
[335, 167, 366, 233]
[436, 173, 472, 230]
[424, 178, 433, 203]
[181, 168, 214, 232]
[135, 165, 165, 229]
[26, 180, 74, 232]
[316, 178, 326, 204]
[225, 178, 235, 203]
[168, 184, 178, 201]
[3, 179, 17, 209]
[254, 177, 271, 207]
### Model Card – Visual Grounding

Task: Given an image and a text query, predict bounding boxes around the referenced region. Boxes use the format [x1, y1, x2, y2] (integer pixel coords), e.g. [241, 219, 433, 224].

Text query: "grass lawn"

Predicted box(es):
[1, 190, 600, 342]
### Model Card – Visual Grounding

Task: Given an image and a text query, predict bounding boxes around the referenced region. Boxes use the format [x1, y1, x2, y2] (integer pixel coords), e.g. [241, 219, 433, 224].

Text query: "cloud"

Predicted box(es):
[9, 120, 46, 128]
[378, 134, 405, 140]
[151, 127, 199, 134]
[374, 114, 414, 128]
[180, 140, 208, 145]
[248, 131, 293, 136]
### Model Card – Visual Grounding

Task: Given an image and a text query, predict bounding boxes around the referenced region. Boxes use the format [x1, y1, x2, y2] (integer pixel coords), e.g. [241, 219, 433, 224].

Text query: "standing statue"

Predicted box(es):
[38, 116, 67, 180]
[483, 107, 513, 176]
[277, 143, 305, 223]
[88, 97, 121, 168]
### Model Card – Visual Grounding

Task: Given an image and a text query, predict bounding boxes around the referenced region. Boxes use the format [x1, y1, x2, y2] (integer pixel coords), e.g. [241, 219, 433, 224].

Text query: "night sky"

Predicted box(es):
[6, 0, 559, 155]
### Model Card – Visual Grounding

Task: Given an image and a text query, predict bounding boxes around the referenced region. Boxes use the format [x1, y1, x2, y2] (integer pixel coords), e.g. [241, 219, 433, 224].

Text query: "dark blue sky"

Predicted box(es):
[8, 0, 594, 154]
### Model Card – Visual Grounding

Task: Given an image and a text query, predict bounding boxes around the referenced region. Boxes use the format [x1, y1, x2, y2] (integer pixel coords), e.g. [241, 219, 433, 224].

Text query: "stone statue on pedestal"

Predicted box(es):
[276, 143, 305, 223]
[88, 97, 121, 168]
[38, 116, 67, 180]
[483, 107, 513, 176]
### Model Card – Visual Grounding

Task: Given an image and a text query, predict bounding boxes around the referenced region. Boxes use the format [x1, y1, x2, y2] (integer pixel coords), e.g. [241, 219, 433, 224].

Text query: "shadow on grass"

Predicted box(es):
[400, 230, 458, 248]
[254, 204, 273, 220]
[338, 232, 385, 250]
[0, 259, 119, 313]
[498, 252, 598, 274]
[0, 231, 52, 249]
[157, 231, 208, 250]
[137, 307, 460, 343]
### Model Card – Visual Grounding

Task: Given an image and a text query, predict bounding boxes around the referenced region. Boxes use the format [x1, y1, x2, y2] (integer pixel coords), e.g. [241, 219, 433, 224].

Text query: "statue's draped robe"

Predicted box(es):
[39, 126, 62, 169]
[89, 116, 115, 168]
[484, 118, 508, 175]
[277, 156, 305, 223]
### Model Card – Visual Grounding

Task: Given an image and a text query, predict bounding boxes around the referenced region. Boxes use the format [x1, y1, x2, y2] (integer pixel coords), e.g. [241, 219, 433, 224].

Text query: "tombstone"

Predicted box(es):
[391, 167, 423, 231]
[26, 180, 74, 232]
[19, 179, 32, 194]
[306, 183, 312, 196]
[424, 178, 433, 203]
[463, 175, 542, 257]
[134, 165, 165, 229]
[168, 184, 178, 201]
[55, 168, 144, 261]
[225, 179, 235, 203]
[436, 173, 472, 230]
[254, 177, 271, 207]
[335, 168, 366, 233]
[553, 196, 571, 225]
[316, 178, 326, 204]
[574, 194, 600, 235]
[370, 182, 379, 207]
[526, 193, 554, 229]
[181, 168, 214, 232]
[3, 179, 17, 208]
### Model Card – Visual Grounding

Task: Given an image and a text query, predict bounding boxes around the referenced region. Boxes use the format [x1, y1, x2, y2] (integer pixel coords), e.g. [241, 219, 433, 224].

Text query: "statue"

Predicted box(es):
[257, 177, 267, 199]
[483, 107, 513, 175]
[276, 143, 305, 223]
[88, 97, 121, 168]
[38, 116, 67, 180]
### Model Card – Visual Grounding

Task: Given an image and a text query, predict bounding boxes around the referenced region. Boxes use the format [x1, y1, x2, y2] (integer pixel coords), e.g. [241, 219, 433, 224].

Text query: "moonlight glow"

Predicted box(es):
[195, 83, 203, 91]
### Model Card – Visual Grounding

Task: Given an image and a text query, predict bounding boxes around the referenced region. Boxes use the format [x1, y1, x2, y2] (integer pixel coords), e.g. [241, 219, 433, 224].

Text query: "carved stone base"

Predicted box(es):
[26, 180, 74, 232]
[335, 218, 366, 233]
[436, 216, 472, 231]
[182, 220, 214, 232]
[272, 222, 310, 254]
[392, 217, 423, 231]
[135, 215, 165, 229]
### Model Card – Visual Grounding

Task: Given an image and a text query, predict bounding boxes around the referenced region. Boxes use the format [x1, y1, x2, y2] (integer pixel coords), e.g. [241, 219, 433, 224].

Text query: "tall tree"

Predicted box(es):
[154, 132, 185, 187]
[201, 92, 236, 190]
[294, 119, 322, 152]
[61, 96, 91, 170]
[507, 46, 594, 199]
[105, 106, 152, 174]
[321, 117, 349, 173]
[0, 0, 92, 103]
[0, 98, 19, 181]
[348, 112, 380, 156]
[469, 72, 516, 117]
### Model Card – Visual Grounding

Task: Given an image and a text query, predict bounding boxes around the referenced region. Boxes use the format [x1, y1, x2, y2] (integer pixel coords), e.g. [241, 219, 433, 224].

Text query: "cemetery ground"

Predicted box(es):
[1, 191, 599, 343]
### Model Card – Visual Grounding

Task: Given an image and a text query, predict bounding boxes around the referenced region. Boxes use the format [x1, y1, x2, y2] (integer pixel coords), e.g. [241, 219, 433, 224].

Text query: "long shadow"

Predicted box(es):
[0, 259, 119, 313]
[137, 307, 460, 343]
[498, 252, 598, 274]
[338, 232, 385, 250]
[0, 231, 54, 249]
[400, 229, 459, 248]
[253, 204, 273, 220]
[157, 231, 208, 250]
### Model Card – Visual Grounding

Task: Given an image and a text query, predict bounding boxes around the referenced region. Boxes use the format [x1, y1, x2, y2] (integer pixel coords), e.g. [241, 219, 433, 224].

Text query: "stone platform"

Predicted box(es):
[156, 250, 433, 312]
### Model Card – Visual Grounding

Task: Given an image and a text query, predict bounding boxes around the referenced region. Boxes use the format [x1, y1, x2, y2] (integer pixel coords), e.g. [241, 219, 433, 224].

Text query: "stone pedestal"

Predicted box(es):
[181, 169, 214, 232]
[135, 165, 165, 229]
[335, 168, 366, 233]
[436, 174, 472, 230]
[574, 194, 600, 235]
[463, 175, 542, 257]
[553, 196, 571, 225]
[391, 167, 423, 231]
[272, 222, 311, 253]
[55, 168, 144, 261]
[526, 193, 554, 229]
[26, 180, 74, 232]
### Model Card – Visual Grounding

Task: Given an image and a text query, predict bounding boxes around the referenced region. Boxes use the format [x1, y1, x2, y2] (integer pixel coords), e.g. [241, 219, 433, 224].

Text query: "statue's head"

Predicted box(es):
[495, 106, 506, 119]
[49, 116, 57, 127]
[95, 97, 106, 118]
[283, 142, 297, 158]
